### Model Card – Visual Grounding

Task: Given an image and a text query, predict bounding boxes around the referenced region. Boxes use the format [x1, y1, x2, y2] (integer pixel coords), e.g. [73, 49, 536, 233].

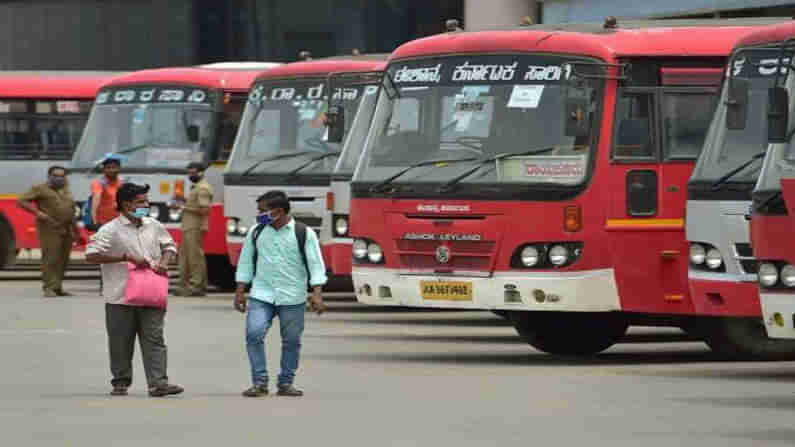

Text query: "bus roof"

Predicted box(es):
[0, 71, 125, 99]
[734, 21, 795, 48]
[389, 18, 792, 63]
[255, 54, 389, 81]
[103, 64, 282, 92]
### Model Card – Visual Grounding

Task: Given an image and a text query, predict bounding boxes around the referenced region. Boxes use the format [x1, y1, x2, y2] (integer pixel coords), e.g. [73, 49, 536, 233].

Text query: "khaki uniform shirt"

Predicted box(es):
[85, 216, 177, 304]
[19, 183, 75, 235]
[181, 179, 213, 231]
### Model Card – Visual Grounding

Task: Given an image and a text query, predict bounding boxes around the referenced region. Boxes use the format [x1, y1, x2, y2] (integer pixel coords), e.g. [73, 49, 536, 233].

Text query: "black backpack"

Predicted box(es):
[250, 221, 310, 281]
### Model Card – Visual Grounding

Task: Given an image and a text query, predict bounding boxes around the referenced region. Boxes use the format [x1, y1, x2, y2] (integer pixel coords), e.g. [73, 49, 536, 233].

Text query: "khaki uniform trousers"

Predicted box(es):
[179, 229, 207, 293]
[39, 227, 72, 293]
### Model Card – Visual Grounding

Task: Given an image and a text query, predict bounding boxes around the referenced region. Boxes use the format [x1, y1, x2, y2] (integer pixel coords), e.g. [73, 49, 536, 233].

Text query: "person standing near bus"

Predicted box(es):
[18, 166, 83, 297]
[177, 162, 213, 297]
[91, 156, 123, 227]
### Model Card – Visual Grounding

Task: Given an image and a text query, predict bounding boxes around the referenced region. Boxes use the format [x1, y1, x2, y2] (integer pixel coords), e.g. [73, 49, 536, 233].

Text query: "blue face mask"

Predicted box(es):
[256, 211, 272, 226]
[132, 207, 150, 219]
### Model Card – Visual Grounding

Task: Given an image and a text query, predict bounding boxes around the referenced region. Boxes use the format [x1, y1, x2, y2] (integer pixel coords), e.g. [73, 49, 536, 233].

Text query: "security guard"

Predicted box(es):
[18, 166, 82, 297]
[177, 162, 213, 296]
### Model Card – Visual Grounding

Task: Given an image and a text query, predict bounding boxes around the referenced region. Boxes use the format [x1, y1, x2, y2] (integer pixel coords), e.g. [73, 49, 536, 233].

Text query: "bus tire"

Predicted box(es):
[206, 255, 236, 291]
[0, 218, 16, 270]
[703, 317, 795, 360]
[510, 311, 628, 356]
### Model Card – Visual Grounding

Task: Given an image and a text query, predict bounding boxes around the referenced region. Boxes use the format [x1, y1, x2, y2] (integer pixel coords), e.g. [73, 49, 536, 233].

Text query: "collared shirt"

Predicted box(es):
[236, 218, 327, 306]
[19, 183, 75, 235]
[91, 177, 122, 225]
[181, 178, 213, 231]
[86, 215, 177, 304]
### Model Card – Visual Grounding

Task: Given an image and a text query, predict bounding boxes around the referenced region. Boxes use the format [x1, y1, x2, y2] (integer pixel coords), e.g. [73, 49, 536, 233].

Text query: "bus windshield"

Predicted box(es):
[71, 85, 217, 170]
[758, 64, 795, 193]
[335, 84, 380, 177]
[227, 79, 375, 176]
[691, 48, 785, 185]
[354, 55, 603, 187]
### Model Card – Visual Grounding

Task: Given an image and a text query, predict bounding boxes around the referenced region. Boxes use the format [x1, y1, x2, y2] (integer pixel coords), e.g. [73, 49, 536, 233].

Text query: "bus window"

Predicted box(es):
[614, 92, 656, 160]
[662, 92, 717, 160]
[0, 118, 32, 158]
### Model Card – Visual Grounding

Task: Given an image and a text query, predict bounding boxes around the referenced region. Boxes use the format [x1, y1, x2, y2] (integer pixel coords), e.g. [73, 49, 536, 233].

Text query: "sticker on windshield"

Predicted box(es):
[132, 107, 146, 125]
[497, 155, 585, 185]
[507, 85, 544, 109]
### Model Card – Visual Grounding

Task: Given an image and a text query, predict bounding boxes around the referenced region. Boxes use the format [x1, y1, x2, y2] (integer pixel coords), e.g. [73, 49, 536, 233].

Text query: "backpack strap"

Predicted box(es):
[250, 223, 266, 280]
[293, 221, 310, 280]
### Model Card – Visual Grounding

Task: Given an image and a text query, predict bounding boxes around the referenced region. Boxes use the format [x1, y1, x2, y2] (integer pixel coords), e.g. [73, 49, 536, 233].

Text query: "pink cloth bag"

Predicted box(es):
[123, 263, 168, 309]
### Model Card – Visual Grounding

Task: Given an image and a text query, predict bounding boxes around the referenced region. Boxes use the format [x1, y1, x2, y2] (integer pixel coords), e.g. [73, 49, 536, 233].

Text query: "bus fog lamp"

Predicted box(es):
[705, 248, 723, 270]
[689, 244, 705, 265]
[548, 245, 569, 266]
[334, 216, 349, 237]
[759, 263, 779, 287]
[74, 204, 82, 219]
[367, 243, 383, 264]
[169, 208, 182, 222]
[227, 219, 238, 234]
[520, 246, 540, 267]
[237, 224, 248, 235]
[781, 264, 795, 288]
[353, 239, 368, 259]
[148, 206, 160, 220]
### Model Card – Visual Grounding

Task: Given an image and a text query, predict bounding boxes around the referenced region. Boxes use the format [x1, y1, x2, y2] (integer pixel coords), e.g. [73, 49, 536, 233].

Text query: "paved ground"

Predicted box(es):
[3, 274, 795, 446]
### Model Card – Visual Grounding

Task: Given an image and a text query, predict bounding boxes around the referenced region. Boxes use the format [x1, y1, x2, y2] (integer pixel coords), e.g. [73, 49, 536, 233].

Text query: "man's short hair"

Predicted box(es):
[116, 183, 150, 211]
[48, 165, 67, 176]
[256, 190, 290, 214]
[186, 162, 207, 172]
[101, 157, 122, 167]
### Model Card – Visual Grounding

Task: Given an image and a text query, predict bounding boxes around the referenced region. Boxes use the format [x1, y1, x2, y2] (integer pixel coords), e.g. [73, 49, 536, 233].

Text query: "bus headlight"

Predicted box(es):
[781, 264, 795, 288]
[705, 248, 723, 270]
[367, 243, 383, 264]
[169, 208, 182, 222]
[227, 218, 238, 234]
[237, 224, 248, 235]
[759, 263, 779, 288]
[689, 243, 706, 265]
[520, 246, 540, 267]
[353, 239, 368, 259]
[148, 206, 160, 220]
[548, 245, 569, 266]
[334, 216, 349, 237]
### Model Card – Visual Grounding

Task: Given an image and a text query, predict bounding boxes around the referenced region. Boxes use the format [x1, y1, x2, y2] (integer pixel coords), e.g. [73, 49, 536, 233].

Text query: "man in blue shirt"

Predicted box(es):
[234, 190, 328, 397]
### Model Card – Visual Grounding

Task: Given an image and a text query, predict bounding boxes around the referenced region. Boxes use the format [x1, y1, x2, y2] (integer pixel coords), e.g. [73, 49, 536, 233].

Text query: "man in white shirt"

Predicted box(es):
[86, 182, 183, 398]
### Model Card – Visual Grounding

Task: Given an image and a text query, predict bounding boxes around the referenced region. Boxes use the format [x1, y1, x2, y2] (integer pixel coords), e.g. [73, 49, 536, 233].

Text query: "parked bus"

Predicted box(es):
[223, 56, 388, 282]
[68, 63, 280, 288]
[345, 19, 780, 356]
[0, 71, 123, 269]
[687, 23, 795, 356]
[744, 23, 795, 340]
[327, 63, 387, 285]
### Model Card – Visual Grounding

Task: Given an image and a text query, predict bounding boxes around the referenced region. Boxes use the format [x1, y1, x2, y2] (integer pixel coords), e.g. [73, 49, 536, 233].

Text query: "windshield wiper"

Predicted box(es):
[369, 157, 480, 193]
[242, 151, 315, 176]
[437, 147, 556, 192]
[710, 152, 766, 191]
[285, 151, 341, 178]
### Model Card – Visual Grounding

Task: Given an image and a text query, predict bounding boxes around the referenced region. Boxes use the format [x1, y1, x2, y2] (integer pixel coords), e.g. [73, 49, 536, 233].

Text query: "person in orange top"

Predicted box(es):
[91, 156, 123, 227]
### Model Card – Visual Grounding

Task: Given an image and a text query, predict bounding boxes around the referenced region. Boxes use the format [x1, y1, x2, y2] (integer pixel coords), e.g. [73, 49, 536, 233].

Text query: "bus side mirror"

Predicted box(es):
[564, 86, 591, 137]
[186, 125, 200, 142]
[768, 86, 789, 143]
[726, 77, 749, 130]
[326, 105, 345, 143]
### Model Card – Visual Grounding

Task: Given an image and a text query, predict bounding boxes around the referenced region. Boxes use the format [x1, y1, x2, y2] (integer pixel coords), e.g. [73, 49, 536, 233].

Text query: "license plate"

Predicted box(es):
[420, 281, 473, 301]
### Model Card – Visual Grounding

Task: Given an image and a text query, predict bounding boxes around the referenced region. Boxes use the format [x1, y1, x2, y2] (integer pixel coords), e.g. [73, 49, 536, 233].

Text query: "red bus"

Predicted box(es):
[743, 23, 795, 341]
[346, 19, 779, 356]
[222, 56, 388, 281]
[0, 71, 123, 269]
[68, 63, 280, 288]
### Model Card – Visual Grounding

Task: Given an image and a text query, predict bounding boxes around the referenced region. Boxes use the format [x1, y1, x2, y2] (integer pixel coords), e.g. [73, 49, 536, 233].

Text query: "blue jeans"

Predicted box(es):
[245, 299, 305, 387]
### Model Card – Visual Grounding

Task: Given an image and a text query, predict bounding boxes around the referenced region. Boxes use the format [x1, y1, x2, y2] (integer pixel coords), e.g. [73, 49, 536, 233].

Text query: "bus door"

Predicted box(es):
[606, 81, 718, 314]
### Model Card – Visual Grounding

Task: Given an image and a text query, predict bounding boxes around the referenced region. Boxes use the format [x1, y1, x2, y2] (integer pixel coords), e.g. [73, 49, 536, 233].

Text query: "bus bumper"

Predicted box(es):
[323, 240, 352, 277]
[759, 292, 795, 339]
[688, 272, 760, 317]
[352, 267, 620, 311]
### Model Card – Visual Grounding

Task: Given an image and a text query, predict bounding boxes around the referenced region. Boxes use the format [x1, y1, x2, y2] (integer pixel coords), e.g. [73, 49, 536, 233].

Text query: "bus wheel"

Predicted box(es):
[0, 220, 16, 270]
[206, 255, 236, 291]
[510, 311, 628, 356]
[703, 317, 795, 360]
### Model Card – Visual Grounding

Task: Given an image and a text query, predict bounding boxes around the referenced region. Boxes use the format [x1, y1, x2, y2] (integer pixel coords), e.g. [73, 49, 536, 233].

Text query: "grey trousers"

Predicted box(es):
[105, 303, 168, 388]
